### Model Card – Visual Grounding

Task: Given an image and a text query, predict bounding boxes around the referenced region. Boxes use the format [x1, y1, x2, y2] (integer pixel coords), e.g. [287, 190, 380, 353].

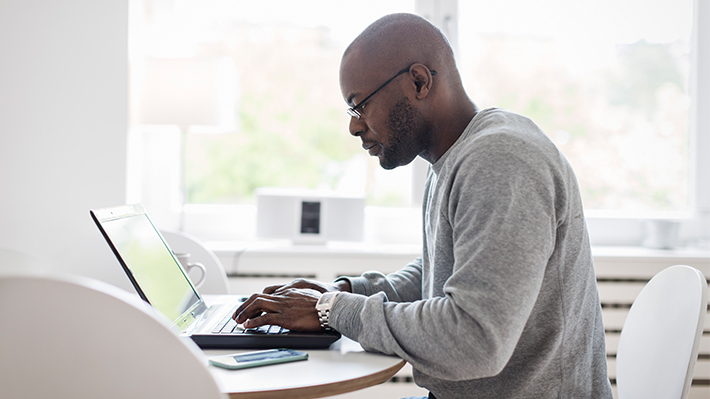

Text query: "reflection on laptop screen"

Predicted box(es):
[101, 213, 200, 322]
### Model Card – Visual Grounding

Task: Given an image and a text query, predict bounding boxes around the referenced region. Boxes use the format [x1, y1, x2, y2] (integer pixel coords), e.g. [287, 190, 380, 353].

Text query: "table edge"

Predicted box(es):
[226, 358, 406, 399]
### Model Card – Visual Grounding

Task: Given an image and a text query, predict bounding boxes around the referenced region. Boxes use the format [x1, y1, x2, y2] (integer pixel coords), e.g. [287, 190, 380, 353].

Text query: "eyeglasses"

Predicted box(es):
[346, 66, 436, 119]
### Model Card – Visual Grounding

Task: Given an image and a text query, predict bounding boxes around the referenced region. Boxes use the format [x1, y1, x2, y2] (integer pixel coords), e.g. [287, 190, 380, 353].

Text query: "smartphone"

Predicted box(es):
[208, 348, 308, 370]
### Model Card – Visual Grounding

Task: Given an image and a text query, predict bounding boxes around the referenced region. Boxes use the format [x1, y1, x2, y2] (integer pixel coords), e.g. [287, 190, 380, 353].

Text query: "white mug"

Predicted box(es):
[173, 252, 207, 289]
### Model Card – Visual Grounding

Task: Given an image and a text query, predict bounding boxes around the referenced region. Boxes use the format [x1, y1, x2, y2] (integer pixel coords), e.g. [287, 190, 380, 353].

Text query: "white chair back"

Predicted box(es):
[161, 229, 230, 294]
[0, 274, 226, 399]
[616, 265, 708, 399]
[0, 247, 51, 274]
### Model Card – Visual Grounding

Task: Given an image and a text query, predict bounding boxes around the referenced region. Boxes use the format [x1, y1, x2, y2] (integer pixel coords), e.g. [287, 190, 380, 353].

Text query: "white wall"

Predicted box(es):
[0, 0, 133, 289]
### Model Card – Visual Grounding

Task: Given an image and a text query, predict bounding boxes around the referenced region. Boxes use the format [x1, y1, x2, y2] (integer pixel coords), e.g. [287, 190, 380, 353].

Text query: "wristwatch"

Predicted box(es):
[315, 292, 340, 330]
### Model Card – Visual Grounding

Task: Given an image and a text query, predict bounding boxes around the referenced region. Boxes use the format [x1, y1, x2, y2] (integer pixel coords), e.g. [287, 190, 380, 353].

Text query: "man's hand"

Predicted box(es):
[263, 278, 352, 295]
[232, 288, 323, 331]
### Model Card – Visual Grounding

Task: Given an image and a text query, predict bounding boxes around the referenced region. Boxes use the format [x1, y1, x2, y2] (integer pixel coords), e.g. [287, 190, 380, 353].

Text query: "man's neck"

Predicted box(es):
[425, 101, 478, 164]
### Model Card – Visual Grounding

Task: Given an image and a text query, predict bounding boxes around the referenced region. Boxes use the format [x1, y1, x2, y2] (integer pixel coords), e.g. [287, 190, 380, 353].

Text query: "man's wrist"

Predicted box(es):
[334, 279, 352, 293]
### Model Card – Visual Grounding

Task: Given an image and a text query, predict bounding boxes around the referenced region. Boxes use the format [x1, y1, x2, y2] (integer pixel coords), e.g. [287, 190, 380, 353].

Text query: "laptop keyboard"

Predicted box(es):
[212, 312, 289, 335]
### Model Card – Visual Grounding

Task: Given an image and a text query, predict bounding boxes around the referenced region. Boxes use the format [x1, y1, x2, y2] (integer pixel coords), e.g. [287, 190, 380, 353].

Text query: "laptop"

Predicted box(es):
[90, 204, 341, 349]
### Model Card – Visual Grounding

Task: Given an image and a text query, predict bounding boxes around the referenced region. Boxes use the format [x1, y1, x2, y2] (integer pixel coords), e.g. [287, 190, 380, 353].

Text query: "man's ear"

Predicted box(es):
[410, 64, 433, 100]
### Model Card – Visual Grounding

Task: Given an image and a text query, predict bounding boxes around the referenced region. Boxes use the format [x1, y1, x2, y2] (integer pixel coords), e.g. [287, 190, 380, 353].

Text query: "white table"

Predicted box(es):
[204, 337, 405, 399]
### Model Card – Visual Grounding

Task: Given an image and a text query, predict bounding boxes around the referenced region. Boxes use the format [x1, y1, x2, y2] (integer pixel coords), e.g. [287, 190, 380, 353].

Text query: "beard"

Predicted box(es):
[379, 97, 431, 170]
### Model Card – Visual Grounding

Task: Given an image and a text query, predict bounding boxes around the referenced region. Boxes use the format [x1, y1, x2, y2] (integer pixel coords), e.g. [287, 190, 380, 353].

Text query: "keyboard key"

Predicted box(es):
[220, 319, 238, 334]
[212, 317, 231, 334]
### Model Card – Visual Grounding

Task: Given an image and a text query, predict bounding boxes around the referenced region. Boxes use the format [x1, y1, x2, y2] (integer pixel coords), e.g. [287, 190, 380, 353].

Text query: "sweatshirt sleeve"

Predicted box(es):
[330, 131, 561, 381]
[339, 257, 423, 302]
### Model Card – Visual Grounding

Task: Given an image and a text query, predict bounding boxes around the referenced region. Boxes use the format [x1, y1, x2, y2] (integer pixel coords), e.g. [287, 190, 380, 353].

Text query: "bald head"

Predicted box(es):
[340, 13, 469, 108]
[344, 13, 454, 73]
[339, 13, 477, 166]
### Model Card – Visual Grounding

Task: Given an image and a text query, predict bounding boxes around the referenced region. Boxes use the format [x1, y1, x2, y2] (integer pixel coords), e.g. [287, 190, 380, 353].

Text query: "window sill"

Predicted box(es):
[206, 239, 710, 277]
[182, 203, 710, 247]
[590, 245, 710, 261]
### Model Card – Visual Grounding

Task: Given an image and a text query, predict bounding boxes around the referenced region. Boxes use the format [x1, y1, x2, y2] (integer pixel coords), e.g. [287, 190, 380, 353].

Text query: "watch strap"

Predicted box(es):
[316, 292, 339, 330]
[318, 308, 331, 330]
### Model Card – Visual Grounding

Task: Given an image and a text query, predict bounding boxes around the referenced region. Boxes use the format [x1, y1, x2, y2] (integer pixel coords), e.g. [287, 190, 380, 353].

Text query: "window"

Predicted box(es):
[128, 0, 709, 247]
[129, 0, 418, 205]
[128, 0, 423, 240]
[179, 1, 419, 207]
[458, 0, 694, 214]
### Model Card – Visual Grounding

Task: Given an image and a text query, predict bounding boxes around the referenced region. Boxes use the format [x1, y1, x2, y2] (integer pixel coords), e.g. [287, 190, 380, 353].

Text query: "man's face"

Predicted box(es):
[340, 54, 430, 170]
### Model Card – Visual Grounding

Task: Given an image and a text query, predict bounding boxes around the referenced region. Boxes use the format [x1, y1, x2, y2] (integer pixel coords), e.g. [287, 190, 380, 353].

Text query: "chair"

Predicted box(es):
[616, 265, 708, 399]
[0, 273, 226, 399]
[160, 229, 230, 294]
[0, 247, 51, 274]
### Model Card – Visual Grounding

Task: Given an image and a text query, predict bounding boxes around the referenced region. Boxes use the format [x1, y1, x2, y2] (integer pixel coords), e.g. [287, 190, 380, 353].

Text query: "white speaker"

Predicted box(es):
[255, 188, 365, 244]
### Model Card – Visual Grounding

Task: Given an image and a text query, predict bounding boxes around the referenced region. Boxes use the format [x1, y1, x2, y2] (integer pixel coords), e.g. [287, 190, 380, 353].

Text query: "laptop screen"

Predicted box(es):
[93, 207, 201, 324]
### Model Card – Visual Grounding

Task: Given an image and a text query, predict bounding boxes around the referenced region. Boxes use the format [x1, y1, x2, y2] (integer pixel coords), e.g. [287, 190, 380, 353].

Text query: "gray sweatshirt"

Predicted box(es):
[331, 108, 613, 398]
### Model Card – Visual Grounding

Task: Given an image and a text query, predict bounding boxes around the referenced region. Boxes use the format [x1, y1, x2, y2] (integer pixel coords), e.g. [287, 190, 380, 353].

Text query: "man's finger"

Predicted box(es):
[234, 295, 281, 323]
[243, 311, 283, 329]
[262, 284, 283, 294]
[233, 292, 261, 319]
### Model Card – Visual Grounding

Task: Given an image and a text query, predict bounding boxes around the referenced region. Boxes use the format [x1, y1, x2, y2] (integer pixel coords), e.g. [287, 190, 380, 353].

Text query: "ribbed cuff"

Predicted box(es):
[335, 276, 371, 296]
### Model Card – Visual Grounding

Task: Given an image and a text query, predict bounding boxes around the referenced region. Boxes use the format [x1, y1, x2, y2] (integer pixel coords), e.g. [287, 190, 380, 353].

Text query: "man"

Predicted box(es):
[234, 13, 613, 399]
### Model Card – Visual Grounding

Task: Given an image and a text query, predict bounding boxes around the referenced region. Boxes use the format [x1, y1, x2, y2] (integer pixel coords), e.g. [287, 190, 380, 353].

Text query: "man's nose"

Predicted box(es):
[349, 116, 366, 137]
